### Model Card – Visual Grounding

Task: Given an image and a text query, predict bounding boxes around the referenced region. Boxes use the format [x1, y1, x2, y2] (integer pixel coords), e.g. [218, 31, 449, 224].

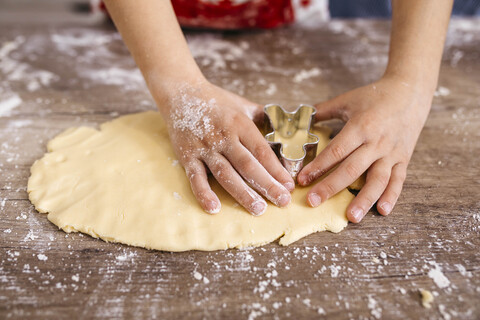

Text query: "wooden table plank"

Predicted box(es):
[0, 13, 479, 320]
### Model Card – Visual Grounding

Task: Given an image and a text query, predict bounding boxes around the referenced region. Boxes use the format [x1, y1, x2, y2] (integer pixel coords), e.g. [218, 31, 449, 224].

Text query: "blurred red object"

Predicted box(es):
[171, 0, 294, 29]
[94, 0, 296, 29]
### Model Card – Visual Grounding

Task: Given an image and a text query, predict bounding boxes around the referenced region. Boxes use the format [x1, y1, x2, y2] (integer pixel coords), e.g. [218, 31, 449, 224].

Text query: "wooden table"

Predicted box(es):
[1, 8, 479, 319]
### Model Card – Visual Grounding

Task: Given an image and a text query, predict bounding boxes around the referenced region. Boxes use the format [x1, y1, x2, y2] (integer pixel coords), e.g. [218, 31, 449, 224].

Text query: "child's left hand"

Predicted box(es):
[297, 75, 434, 223]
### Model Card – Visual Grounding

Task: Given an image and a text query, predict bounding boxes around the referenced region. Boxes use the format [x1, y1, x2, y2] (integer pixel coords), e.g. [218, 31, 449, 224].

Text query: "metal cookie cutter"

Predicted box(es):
[264, 104, 319, 181]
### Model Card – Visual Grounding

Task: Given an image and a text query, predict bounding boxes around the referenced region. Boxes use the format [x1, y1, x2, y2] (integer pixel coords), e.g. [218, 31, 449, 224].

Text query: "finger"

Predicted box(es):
[297, 123, 363, 186]
[225, 142, 291, 207]
[239, 124, 295, 192]
[205, 154, 267, 216]
[346, 160, 392, 223]
[314, 94, 347, 121]
[184, 159, 221, 214]
[306, 146, 374, 208]
[377, 162, 407, 216]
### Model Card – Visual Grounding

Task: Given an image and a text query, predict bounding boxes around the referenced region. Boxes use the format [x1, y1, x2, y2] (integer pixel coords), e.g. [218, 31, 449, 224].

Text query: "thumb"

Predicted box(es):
[314, 94, 347, 122]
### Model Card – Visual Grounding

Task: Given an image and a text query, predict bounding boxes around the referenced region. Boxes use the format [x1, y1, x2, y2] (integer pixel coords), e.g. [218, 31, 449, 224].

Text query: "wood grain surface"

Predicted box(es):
[0, 6, 479, 319]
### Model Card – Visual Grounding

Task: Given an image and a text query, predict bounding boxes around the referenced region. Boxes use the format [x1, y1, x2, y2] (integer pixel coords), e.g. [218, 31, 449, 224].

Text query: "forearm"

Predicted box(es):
[384, 0, 453, 95]
[103, 0, 204, 113]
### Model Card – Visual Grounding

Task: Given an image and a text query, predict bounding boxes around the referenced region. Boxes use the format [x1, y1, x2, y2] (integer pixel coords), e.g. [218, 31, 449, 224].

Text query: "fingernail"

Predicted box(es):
[284, 181, 295, 192]
[308, 193, 322, 207]
[380, 202, 392, 215]
[251, 200, 267, 216]
[206, 200, 221, 214]
[350, 207, 364, 222]
[276, 193, 291, 207]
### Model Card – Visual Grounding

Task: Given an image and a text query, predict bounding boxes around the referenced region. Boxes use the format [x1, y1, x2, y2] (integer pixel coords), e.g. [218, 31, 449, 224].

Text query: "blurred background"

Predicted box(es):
[0, 0, 479, 29]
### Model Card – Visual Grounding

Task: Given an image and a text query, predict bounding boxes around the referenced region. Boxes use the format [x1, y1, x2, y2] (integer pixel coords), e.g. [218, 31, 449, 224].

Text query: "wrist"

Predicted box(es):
[146, 69, 208, 117]
[382, 66, 438, 98]
[377, 73, 434, 122]
[381, 70, 437, 101]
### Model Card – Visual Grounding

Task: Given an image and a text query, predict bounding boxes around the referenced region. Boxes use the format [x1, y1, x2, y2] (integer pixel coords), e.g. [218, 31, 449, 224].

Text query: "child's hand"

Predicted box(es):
[297, 76, 433, 223]
[163, 81, 294, 216]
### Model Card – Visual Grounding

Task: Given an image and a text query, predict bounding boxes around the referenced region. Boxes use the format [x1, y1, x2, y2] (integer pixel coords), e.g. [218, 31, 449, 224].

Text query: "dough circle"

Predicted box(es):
[28, 111, 355, 251]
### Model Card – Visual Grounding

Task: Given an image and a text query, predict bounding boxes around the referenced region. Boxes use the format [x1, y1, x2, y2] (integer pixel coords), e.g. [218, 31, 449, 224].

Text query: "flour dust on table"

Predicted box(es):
[28, 111, 358, 251]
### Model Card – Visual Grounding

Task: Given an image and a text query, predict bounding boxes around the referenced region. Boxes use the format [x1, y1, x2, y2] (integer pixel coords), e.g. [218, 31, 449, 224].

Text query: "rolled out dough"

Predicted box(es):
[28, 111, 356, 251]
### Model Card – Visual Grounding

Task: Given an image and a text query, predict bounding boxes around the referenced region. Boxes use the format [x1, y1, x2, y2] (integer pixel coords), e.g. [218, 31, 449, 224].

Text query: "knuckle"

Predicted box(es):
[345, 162, 359, 179]
[388, 190, 400, 201]
[338, 106, 350, 122]
[231, 112, 246, 125]
[180, 153, 195, 163]
[185, 165, 200, 179]
[265, 182, 279, 197]
[212, 161, 229, 179]
[362, 194, 377, 207]
[239, 189, 258, 206]
[253, 144, 270, 162]
[394, 168, 407, 183]
[196, 191, 209, 201]
[307, 164, 326, 181]
[238, 155, 257, 173]
[321, 181, 337, 198]
[374, 172, 390, 188]
[359, 116, 375, 131]
[396, 149, 410, 162]
[330, 144, 346, 162]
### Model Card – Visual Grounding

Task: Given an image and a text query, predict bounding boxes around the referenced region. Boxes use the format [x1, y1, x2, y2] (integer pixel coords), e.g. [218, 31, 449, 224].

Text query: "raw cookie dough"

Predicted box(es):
[274, 129, 312, 159]
[28, 111, 357, 251]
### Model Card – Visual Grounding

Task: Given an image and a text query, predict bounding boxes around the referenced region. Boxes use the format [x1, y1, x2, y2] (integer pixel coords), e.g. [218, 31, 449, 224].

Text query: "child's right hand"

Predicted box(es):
[159, 81, 295, 216]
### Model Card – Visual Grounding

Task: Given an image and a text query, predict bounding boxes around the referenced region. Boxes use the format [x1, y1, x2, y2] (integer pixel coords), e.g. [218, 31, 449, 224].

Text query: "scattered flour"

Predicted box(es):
[328, 20, 360, 38]
[85, 67, 143, 90]
[438, 304, 452, 320]
[473, 213, 480, 232]
[186, 34, 246, 70]
[171, 91, 214, 140]
[454, 264, 471, 277]
[49, 29, 144, 90]
[293, 67, 321, 83]
[51, 31, 116, 53]
[0, 36, 58, 95]
[329, 265, 341, 278]
[6, 119, 33, 128]
[173, 192, 182, 200]
[367, 295, 382, 319]
[434, 86, 451, 97]
[265, 83, 277, 96]
[23, 229, 38, 242]
[427, 262, 450, 289]
[317, 307, 326, 315]
[37, 254, 48, 261]
[0, 95, 22, 117]
[246, 303, 268, 320]
[115, 251, 136, 262]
